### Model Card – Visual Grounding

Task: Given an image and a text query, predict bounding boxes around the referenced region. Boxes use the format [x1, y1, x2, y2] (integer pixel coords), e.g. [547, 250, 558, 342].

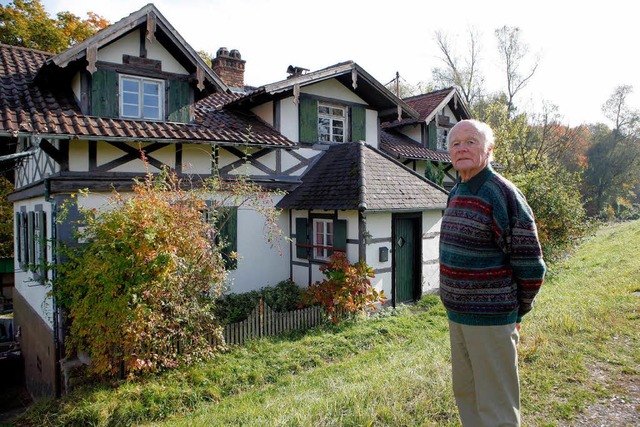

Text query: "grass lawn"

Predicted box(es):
[12, 220, 640, 426]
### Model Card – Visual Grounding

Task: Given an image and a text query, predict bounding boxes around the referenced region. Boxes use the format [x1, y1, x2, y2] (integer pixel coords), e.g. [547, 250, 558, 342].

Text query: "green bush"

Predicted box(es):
[214, 280, 307, 325]
[510, 167, 594, 262]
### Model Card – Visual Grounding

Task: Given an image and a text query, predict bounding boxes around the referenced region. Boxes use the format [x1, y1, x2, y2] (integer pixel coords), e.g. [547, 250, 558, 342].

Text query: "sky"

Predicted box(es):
[28, 0, 640, 126]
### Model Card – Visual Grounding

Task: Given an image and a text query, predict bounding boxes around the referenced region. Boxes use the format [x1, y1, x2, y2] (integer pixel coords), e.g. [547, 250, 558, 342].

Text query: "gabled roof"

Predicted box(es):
[380, 129, 451, 163]
[384, 87, 472, 129]
[0, 43, 293, 147]
[228, 61, 420, 123]
[277, 141, 448, 212]
[37, 3, 227, 95]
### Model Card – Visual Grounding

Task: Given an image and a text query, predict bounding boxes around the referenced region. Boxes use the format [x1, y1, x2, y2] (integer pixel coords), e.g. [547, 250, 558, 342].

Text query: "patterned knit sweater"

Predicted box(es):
[439, 166, 546, 326]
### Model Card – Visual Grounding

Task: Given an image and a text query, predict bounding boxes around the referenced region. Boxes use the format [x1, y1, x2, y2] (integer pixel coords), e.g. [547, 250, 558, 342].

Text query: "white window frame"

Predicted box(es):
[437, 128, 449, 151]
[318, 103, 347, 143]
[119, 75, 164, 120]
[313, 218, 334, 260]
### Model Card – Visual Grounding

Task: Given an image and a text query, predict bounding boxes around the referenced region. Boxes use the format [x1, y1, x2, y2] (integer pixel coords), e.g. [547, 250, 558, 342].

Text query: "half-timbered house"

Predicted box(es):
[0, 3, 448, 398]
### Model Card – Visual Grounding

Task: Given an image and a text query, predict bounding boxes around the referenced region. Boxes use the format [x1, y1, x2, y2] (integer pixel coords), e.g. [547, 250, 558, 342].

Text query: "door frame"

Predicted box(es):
[391, 212, 423, 307]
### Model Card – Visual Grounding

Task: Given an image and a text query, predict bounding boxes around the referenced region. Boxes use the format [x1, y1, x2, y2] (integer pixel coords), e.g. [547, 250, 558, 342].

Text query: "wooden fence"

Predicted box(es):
[223, 299, 325, 345]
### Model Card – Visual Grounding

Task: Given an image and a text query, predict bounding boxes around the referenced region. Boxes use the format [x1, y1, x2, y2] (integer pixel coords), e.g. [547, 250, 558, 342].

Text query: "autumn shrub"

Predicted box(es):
[305, 252, 386, 324]
[54, 165, 283, 380]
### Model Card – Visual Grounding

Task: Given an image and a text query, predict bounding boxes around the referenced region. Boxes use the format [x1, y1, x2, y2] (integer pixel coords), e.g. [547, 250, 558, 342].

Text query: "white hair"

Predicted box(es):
[447, 119, 495, 162]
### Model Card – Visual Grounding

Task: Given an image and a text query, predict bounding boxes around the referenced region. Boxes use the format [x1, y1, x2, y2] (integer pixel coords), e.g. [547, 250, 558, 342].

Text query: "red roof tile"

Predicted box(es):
[380, 129, 451, 162]
[0, 43, 294, 147]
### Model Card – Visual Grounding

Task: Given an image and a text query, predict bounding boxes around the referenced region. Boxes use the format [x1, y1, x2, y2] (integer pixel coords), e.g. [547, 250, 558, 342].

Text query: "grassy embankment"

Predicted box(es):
[13, 221, 640, 426]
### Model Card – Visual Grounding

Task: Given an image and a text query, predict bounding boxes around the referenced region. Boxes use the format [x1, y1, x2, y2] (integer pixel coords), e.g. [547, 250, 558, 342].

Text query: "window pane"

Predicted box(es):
[144, 94, 159, 107]
[123, 92, 138, 104]
[333, 120, 343, 129]
[143, 82, 159, 95]
[331, 107, 344, 116]
[123, 104, 138, 117]
[319, 106, 330, 114]
[122, 79, 139, 93]
[144, 105, 160, 119]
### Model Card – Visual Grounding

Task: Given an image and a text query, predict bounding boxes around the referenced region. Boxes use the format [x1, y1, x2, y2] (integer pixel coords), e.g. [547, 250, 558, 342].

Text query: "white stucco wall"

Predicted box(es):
[302, 80, 366, 104]
[362, 212, 393, 299]
[98, 31, 139, 63]
[366, 109, 379, 149]
[13, 198, 55, 329]
[97, 29, 187, 75]
[422, 210, 443, 294]
[251, 102, 274, 127]
[181, 143, 213, 175]
[224, 199, 290, 293]
[279, 98, 299, 142]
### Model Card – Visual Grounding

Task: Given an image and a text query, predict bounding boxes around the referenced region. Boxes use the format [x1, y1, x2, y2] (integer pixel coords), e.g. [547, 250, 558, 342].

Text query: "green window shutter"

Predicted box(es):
[167, 79, 191, 123]
[38, 211, 47, 281]
[27, 211, 35, 270]
[330, 219, 347, 256]
[15, 212, 21, 264]
[295, 218, 309, 259]
[427, 121, 437, 150]
[299, 97, 318, 144]
[350, 105, 366, 142]
[218, 207, 238, 270]
[91, 69, 119, 118]
[20, 212, 28, 269]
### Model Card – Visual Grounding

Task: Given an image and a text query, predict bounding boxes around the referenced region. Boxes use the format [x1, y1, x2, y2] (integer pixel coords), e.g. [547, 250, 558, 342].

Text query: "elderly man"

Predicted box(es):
[439, 119, 546, 426]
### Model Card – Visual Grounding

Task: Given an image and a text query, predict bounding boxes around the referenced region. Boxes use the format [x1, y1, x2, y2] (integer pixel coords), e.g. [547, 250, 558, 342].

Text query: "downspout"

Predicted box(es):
[357, 141, 367, 262]
[44, 177, 62, 397]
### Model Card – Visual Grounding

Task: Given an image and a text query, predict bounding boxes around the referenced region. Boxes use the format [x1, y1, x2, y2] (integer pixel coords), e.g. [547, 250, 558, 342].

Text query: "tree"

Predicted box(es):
[431, 28, 484, 108]
[0, 0, 108, 53]
[583, 85, 640, 216]
[495, 26, 539, 116]
[473, 95, 530, 174]
[198, 50, 214, 67]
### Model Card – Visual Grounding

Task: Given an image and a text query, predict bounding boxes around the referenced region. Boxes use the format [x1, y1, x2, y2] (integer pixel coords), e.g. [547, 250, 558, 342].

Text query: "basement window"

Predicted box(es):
[120, 75, 164, 120]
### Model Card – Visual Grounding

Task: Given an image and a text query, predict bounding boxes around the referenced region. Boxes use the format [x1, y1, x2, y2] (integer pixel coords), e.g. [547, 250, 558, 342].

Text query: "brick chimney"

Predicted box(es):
[211, 47, 245, 89]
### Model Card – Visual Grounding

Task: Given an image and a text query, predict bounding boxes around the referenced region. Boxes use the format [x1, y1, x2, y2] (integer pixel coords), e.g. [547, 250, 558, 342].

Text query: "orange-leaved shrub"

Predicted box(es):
[54, 165, 282, 380]
[305, 252, 386, 324]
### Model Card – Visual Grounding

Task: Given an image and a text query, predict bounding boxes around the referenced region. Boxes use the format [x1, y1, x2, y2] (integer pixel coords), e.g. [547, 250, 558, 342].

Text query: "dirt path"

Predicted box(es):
[567, 367, 639, 426]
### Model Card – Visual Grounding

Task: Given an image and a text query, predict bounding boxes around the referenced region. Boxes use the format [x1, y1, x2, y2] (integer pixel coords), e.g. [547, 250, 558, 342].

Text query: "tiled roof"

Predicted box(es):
[277, 141, 448, 211]
[382, 87, 458, 129]
[0, 43, 294, 147]
[405, 88, 455, 122]
[380, 129, 451, 163]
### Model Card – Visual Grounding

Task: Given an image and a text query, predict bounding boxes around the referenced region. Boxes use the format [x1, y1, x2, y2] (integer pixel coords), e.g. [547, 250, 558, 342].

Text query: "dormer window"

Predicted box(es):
[120, 75, 164, 120]
[318, 103, 346, 143]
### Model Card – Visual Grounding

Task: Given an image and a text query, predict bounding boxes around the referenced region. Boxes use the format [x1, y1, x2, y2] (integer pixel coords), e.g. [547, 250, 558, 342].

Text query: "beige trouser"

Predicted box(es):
[448, 321, 521, 427]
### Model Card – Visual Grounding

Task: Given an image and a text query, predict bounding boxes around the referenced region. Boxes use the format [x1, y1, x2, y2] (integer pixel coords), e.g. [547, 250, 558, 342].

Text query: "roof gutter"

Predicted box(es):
[0, 132, 296, 149]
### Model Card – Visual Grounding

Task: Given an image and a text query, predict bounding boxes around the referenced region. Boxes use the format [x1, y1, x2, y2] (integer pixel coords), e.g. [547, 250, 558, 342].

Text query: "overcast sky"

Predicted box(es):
[32, 0, 640, 126]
